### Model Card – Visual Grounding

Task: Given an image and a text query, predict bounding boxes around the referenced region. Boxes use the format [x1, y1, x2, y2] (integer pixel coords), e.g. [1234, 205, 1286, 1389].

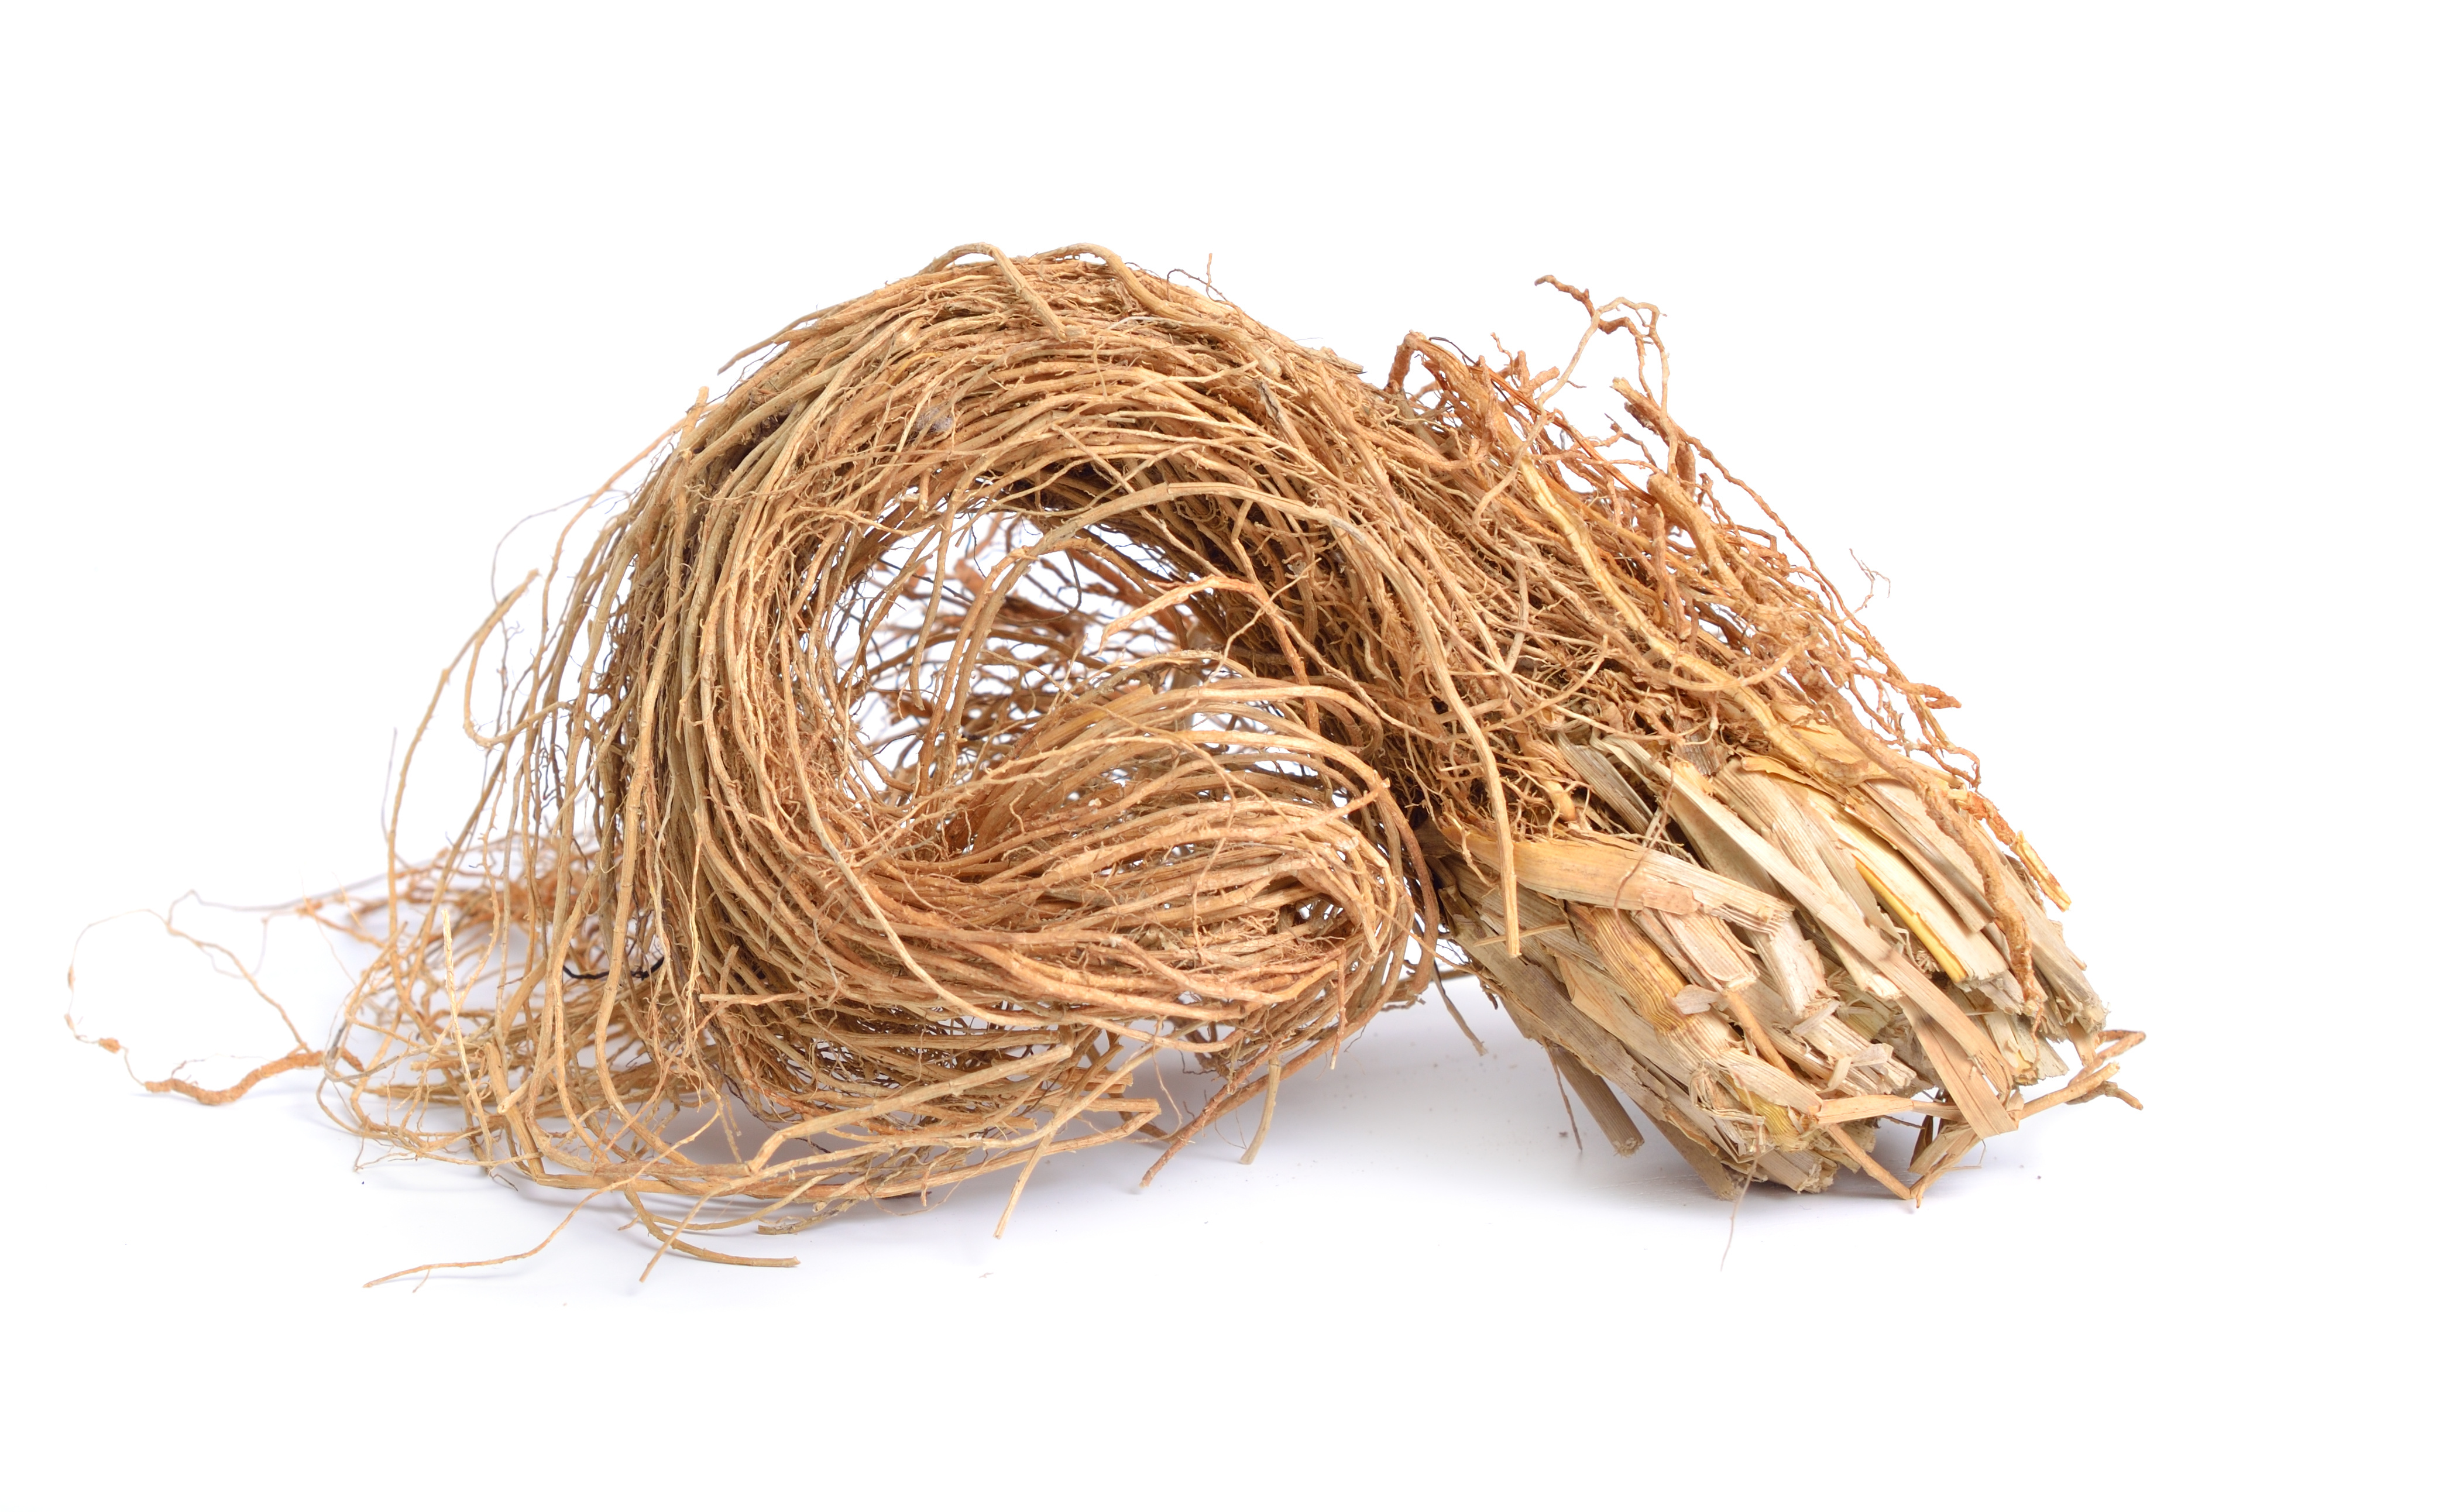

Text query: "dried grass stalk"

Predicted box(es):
[91, 244, 2139, 1263]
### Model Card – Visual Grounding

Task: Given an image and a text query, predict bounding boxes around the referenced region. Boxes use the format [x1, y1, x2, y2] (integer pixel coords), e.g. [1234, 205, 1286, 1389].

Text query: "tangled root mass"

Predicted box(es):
[100, 245, 2136, 1263]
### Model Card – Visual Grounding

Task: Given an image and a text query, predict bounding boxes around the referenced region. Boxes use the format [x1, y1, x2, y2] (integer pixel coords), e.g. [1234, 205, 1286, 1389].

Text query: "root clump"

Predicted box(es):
[85, 244, 2140, 1267]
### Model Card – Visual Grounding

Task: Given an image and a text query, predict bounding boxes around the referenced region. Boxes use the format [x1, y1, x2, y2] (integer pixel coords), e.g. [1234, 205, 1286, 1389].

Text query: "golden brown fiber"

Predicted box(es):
[88, 244, 2139, 1267]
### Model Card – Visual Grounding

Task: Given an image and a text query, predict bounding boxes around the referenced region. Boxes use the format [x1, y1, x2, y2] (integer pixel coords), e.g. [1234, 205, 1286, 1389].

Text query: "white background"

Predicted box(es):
[5, 3, 2439, 1504]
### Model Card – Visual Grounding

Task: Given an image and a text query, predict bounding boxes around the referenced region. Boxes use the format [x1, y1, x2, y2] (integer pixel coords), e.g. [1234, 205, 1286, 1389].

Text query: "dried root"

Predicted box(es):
[91, 244, 2139, 1264]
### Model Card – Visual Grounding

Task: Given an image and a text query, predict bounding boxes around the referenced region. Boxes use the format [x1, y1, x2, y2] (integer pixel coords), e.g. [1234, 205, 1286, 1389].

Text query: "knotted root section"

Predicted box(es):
[86, 243, 2139, 1266]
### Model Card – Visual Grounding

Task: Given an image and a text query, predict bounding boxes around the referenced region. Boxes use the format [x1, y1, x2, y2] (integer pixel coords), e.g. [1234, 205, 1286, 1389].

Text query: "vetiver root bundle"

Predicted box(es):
[87, 245, 2138, 1266]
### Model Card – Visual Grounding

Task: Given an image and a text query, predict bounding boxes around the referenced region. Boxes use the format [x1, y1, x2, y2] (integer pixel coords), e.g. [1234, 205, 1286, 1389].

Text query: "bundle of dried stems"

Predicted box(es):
[81, 244, 2138, 1272]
